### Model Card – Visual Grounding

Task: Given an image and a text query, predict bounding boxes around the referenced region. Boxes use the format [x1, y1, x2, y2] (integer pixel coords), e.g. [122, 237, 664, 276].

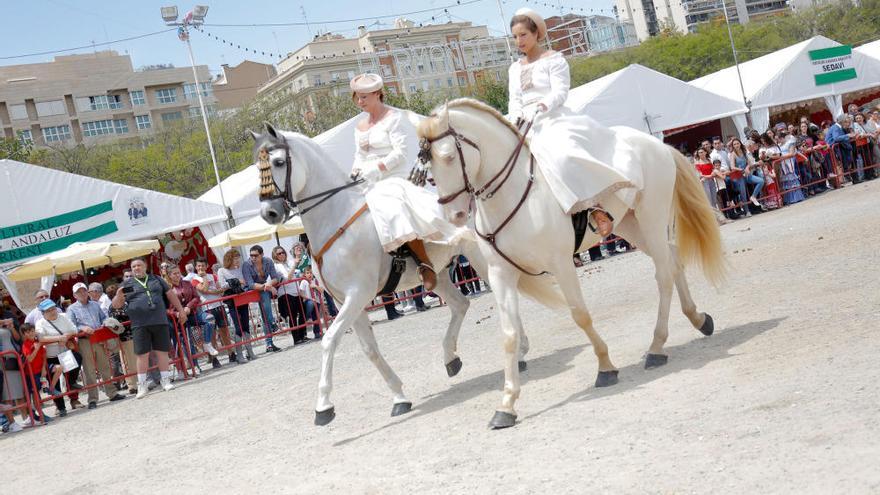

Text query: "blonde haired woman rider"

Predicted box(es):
[507, 8, 640, 237]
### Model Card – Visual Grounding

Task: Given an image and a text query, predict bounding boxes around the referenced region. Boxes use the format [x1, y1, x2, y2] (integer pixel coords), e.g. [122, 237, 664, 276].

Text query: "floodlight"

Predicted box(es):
[191, 5, 209, 22]
[161, 6, 179, 23]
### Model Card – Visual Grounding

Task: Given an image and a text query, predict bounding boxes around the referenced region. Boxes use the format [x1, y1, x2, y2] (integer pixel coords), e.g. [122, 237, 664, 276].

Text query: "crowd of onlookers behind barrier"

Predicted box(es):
[687, 104, 880, 221]
[3, 104, 879, 434]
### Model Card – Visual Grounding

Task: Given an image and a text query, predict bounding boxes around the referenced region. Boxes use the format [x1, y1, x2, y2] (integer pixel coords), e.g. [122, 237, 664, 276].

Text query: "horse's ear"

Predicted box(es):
[265, 122, 279, 139]
[247, 129, 260, 141]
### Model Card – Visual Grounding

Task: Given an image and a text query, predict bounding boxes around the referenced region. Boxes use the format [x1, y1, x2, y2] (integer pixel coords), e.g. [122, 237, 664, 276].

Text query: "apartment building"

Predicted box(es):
[258, 18, 511, 104]
[0, 51, 215, 147]
[616, 0, 790, 40]
[545, 14, 639, 56]
[212, 60, 277, 111]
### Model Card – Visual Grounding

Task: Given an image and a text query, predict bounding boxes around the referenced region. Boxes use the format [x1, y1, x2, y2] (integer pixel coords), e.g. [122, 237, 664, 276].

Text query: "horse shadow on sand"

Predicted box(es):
[334, 316, 784, 446]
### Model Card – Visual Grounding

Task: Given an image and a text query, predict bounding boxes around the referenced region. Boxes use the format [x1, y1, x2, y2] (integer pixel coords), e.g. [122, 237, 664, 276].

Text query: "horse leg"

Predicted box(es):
[670, 245, 713, 336]
[351, 313, 412, 417]
[314, 291, 373, 426]
[619, 211, 676, 368]
[429, 273, 469, 377]
[486, 264, 524, 429]
[551, 259, 618, 386]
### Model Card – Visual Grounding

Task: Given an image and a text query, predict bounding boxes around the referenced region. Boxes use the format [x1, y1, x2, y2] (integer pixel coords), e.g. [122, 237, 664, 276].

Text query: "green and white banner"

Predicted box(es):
[0, 201, 118, 264]
[809, 45, 857, 86]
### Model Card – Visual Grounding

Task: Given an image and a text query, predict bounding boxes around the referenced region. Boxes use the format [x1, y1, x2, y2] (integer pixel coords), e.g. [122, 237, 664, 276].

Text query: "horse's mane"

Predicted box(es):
[418, 98, 520, 140]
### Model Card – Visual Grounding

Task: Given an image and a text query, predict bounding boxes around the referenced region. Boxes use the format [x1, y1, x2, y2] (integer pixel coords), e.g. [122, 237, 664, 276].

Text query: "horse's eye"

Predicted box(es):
[273, 158, 285, 167]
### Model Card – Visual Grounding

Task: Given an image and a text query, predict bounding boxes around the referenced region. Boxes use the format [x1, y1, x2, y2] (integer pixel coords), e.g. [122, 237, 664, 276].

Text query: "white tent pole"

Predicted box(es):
[721, 0, 751, 127]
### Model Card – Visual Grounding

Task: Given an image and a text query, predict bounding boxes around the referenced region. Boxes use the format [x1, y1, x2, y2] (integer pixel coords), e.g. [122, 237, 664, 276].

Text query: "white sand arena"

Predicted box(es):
[3, 180, 879, 494]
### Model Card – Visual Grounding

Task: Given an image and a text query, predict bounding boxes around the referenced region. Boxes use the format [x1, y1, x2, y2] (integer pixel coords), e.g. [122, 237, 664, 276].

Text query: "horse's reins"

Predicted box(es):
[258, 143, 364, 218]
[425, 118, 546, 277]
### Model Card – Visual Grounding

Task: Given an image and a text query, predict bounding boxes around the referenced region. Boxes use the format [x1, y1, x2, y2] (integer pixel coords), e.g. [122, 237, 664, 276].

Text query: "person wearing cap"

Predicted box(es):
[68, 282, 125, 409]
[113, 257, 188, 399]
[349, 72, 463, 290]
[35, 298, 84, 414]
[506, 8, 638, 237]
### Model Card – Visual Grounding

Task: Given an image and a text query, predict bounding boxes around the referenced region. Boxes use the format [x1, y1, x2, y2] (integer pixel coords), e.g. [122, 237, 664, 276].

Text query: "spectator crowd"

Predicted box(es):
[687, 104, 880, 221]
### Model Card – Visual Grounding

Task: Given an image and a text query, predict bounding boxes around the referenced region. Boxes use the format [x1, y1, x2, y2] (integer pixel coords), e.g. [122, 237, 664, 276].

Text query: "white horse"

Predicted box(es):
[417, 99, 725, 428]
[254, 124, 559, 426]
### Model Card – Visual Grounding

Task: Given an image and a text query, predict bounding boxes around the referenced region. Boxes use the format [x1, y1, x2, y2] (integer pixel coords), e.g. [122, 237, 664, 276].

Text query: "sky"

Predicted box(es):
[1, 0, 616, 77]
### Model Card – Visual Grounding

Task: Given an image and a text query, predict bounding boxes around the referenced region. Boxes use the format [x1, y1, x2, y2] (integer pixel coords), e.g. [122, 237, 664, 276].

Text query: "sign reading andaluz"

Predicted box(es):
[809, 45, 857, 86]
[0, 201, 118, 263]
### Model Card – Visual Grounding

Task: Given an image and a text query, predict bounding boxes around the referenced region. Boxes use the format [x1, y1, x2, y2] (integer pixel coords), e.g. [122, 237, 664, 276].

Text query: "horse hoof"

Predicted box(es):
[391, 402, 413, 417]
[445, 357, 463, 377]
[699, 314, 715, 336]
[595, 370, 619, 388]
[645, 353, 668, 369]
[488, 411, 517, 429]
[314, 407, 336, 426]
[518, 360, 527, 372]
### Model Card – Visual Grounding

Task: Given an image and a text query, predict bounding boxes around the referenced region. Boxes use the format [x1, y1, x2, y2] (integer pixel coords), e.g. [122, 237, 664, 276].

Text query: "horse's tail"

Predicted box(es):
[517, 275, 567, 310]
[671, 148, 727, 286]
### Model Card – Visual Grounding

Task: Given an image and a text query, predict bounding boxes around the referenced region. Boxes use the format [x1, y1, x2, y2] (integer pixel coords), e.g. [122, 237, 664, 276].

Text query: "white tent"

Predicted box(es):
[198, 108, 426, 249]
[855, 39, 880, 60]
[691, 36, 880, 133]
[0, 159, 229, 306]
[565, 64, 748, 138]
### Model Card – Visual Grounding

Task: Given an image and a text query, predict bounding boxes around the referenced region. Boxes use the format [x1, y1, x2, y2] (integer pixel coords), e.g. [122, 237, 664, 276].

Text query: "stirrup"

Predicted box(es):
[586, 207, 614, 235]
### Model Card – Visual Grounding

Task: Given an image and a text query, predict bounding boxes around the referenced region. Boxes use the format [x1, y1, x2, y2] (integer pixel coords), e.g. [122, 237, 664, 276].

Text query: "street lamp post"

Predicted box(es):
[161, 5, 233, 228]
[719, 0, 752, 128]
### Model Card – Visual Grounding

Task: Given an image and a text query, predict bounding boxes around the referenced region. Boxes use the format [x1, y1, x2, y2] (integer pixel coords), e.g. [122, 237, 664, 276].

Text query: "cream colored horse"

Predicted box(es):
[418, 99, 725, 428]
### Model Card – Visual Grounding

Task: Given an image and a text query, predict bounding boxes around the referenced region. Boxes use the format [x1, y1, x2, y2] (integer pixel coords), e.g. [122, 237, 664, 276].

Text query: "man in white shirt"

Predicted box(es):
[710, 137, 731, 172]
[182, 263, 198, 282]
[88, 282, 113, 314]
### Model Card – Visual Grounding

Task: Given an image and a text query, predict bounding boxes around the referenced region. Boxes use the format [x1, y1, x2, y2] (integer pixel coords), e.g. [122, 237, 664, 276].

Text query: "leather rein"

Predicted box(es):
[424, 119, 546, 277]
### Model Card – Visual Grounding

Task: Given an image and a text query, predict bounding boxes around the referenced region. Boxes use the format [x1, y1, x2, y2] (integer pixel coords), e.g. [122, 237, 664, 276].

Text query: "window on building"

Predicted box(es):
[387, 86, 398, 95]
[313, 75, 322, 86]
[9, 104, 28, 121]
[417, 63, 425, 74]
[494, 70, 502, 82]
[41, 125, 72, 143]
[381, 65, 392, 78]
[408, 83, 417, 93]
[17, 129, 33, 145]
[36, 100, 66, 117]
[330, 71, 340, 81]
[156, 88, 177, 104]
[458, 76, 467, 87]
[347, 70, 356, 79]
[447, 78, 454, 88]
[87, 95, 123, 111]
[135, 115, 152, 130]
[130, 90, 146, 106]
[113, 119, 129, 134]
[421, 80, 430, 91]
[183, 82, 212, 100]
[161, 111, 183, 122]
[434, 79, 442, 88]
[82, 119, 114, 137]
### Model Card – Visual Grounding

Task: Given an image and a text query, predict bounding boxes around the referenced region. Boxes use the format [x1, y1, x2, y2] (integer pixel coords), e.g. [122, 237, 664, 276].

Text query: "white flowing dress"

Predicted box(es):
[508, 52, 642, 214]
[354, 110, 464, 251]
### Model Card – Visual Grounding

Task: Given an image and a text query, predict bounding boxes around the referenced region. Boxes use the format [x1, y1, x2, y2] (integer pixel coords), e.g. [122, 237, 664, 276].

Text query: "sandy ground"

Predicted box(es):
[3, 180, 879, 494]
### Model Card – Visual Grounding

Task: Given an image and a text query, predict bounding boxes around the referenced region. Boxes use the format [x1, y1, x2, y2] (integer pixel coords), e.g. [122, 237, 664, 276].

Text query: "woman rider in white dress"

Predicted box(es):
[507, 8, 641, 236]
[349, 73, 462, 290]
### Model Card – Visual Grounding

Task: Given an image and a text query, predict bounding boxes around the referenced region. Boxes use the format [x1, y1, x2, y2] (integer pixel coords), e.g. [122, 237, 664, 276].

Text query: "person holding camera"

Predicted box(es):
[112, 258, 187, 399]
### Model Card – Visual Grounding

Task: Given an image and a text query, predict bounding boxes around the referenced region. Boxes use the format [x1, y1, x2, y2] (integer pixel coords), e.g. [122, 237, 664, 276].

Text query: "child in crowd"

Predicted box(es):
[712, 159, 736, 219]
[298, 267, 322, 340]
[21, 324, 59, 424]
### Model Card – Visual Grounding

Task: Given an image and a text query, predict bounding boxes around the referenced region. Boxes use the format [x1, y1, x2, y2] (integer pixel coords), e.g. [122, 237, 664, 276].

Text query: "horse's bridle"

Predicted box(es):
[258, 142, 363, 219]
[423, 118, 545, 276]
